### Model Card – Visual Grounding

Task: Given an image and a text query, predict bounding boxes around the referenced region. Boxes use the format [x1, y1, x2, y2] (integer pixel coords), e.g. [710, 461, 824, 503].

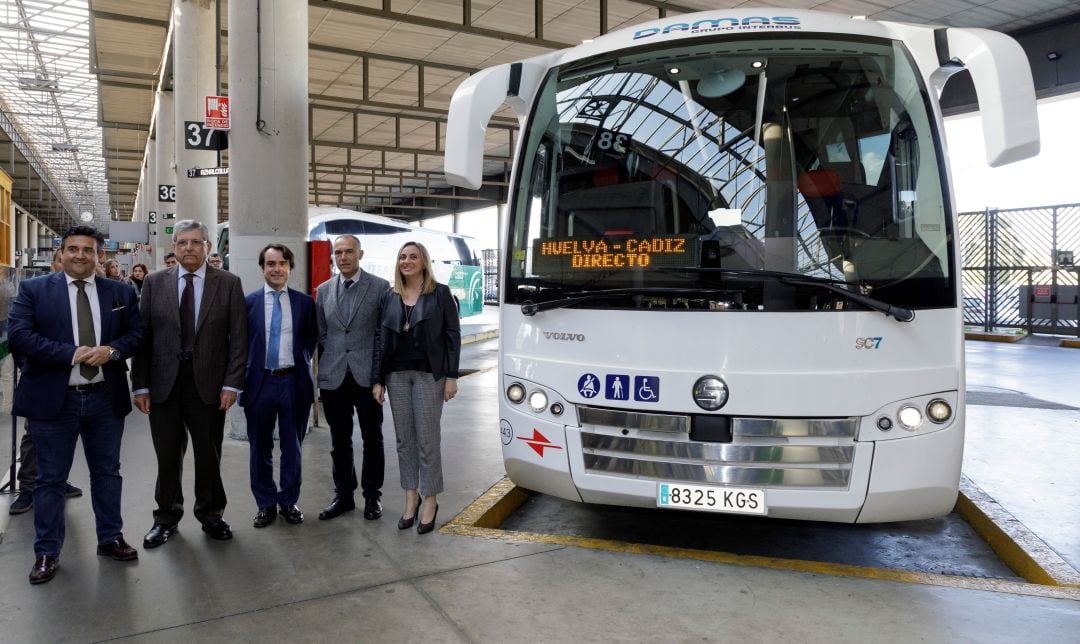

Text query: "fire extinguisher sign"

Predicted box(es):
[205, 95, 230, 129]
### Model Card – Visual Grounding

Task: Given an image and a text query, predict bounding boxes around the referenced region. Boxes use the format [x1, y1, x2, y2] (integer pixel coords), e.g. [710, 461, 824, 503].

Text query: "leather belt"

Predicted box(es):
[264, 367, 295, 376]
[68, 381, 107, 392]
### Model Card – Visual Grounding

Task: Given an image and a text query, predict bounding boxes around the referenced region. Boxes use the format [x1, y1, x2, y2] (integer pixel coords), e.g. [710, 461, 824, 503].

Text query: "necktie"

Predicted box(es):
[267, 290, 282, 370]
[74, 280, 98, 380]
[180, 273, 196, 352]
[343, 279, 354, 290]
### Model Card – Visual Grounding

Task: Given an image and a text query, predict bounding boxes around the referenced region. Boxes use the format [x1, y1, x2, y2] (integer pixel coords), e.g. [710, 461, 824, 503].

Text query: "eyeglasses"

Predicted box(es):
[175, 239, 206, 248]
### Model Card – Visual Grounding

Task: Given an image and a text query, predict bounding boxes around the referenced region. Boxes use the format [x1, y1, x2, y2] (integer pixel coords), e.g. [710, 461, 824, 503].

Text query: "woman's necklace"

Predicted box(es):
[402, 285, 421, 332]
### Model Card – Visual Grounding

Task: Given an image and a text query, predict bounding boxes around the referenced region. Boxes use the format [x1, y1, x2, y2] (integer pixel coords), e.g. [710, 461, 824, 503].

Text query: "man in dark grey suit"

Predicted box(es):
[131, 220, 248, 547]
[316, 234, 389, 521]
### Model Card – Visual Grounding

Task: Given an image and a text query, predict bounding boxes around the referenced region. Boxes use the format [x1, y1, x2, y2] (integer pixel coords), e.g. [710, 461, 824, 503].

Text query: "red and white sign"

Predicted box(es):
[1034, 285, 1052, 298]
[205, 95, 230, 129]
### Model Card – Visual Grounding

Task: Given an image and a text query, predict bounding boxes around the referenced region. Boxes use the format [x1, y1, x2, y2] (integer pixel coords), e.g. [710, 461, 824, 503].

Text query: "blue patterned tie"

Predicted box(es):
[267, 291, 282, 370]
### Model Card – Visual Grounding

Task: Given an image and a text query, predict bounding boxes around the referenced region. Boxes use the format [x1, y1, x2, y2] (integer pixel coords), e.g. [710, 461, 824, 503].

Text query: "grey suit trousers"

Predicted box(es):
[385, 371, 445, 496]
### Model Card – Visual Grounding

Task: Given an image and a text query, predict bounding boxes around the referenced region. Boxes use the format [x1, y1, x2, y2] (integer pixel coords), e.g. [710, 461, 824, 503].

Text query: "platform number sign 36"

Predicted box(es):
[158, 184, 176, 202]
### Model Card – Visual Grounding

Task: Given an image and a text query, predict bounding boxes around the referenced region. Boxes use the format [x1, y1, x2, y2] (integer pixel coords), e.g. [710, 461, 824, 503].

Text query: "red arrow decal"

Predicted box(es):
[517, 429, 563, 457]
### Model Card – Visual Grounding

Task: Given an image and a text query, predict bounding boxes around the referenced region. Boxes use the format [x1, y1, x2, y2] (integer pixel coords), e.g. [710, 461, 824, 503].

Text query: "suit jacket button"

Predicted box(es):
[345, 330, 350, 334]
[346, 349, 351, 353]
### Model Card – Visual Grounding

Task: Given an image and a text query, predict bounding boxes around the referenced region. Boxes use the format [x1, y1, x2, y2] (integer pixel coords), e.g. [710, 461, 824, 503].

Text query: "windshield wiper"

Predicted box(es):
[779, 276, 914, 322]
[520, 287, 735, 316]
[638, 267, 915, 322]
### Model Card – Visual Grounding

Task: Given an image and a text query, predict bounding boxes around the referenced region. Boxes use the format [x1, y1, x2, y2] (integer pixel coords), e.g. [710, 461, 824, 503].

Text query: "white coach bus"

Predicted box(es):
[444, 10, 1039, 521]
[218, 207, 484, 317]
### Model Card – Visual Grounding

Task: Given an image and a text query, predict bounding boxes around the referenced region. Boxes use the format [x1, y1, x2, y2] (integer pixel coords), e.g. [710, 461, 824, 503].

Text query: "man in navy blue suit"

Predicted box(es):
[9, 225, 145, 585]
[240, 243, 317, 528]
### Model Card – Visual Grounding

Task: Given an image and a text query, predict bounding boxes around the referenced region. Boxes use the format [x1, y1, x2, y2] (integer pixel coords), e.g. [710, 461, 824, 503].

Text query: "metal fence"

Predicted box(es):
[959, 203, 1080, 336]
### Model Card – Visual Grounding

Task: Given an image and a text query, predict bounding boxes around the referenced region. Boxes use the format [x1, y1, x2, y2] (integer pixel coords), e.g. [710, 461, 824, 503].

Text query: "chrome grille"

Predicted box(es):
[578, 407, 858, 489]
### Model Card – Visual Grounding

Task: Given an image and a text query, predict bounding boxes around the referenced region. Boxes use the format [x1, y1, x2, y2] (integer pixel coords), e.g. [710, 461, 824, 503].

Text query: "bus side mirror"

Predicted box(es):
[942, 28, 1040, 167]
[445, 64, 513, 190]
[445, 55, 558, 189]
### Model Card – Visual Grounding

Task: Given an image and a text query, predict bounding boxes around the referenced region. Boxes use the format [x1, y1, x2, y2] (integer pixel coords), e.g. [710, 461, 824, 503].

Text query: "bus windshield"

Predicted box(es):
[507, 35, 954, 313]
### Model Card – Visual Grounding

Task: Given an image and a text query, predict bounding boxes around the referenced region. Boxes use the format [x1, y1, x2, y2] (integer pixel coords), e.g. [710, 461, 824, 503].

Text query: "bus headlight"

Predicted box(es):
[528, 390, 549, 413]
[897, 405, 923, 431]
[927, 399, 952, 423]
[692, 376, 728, 411]
[506, 382, 526, 404]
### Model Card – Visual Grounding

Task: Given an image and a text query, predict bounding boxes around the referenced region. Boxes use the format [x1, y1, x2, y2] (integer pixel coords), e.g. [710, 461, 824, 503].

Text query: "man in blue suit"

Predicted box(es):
[240, 243, 318, 528]
[9, 225, 145, 584]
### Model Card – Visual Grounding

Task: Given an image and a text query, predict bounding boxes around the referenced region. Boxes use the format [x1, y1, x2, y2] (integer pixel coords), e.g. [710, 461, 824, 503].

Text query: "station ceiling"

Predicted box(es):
[2, 0, 1079, 233]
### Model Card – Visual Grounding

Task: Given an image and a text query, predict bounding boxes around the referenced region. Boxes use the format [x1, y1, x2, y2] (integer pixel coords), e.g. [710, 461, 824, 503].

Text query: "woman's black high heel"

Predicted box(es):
[416, 504, 439, 535]
[398, 498, 420, 530]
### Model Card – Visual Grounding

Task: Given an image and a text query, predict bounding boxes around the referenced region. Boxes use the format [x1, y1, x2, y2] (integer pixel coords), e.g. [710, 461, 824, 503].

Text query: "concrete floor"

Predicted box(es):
[0, 321, 1078, 642]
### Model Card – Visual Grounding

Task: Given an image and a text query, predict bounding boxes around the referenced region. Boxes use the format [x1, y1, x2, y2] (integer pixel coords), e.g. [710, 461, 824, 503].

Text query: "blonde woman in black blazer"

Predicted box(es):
[372, 241, 461, 534]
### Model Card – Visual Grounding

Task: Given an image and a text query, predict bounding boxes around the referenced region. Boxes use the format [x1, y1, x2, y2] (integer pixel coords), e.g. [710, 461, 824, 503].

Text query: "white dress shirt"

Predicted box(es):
[264, 285, 294, 369]
[66, 273, 105, 385]
[177, 263, 207, 322]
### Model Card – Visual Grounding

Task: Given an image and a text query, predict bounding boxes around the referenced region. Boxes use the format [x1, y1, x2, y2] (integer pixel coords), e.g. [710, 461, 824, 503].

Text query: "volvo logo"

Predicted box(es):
[543, 331, 586, 341]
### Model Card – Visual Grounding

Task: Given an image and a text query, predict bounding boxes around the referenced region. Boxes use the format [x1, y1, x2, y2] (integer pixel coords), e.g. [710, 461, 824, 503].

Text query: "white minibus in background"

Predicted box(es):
[217, 207, 484, 317]
[444, 10, 1039, 521]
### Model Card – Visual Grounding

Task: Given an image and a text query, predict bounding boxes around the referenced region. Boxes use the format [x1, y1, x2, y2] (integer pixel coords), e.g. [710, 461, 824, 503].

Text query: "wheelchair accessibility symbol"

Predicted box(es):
[634, 376, 660, 402]
[578, 373, 600, 398]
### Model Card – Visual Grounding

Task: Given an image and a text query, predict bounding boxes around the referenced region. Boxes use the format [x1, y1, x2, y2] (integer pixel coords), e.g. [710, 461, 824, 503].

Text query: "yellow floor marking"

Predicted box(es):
[443, 478, 1080, 601]
[957, 475, 1080, 587]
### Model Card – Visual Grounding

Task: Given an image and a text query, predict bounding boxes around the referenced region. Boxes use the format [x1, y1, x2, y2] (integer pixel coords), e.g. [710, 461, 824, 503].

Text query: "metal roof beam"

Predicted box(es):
[314, 0, 575, 49]
[90, 10, 169, 30]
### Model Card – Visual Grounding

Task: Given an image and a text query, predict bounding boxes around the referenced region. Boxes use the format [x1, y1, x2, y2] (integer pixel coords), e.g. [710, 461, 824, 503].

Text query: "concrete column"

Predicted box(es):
[16, 211, 27, 268]
[39, 223, 53, 259]
[142, 136, 157, 266]
[227, 0, 309, 293]
[173, 0, 218, 243]
[155, 89, 177, 269]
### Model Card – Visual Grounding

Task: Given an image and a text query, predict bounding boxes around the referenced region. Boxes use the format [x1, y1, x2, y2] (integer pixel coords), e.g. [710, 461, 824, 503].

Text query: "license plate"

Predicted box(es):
[657, 482, 766, 515]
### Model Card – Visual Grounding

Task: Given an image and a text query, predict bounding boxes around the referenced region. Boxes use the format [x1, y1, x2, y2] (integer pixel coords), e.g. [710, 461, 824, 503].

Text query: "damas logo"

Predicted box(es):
[543, 331, 586, 342]
[633, 16, 801, 40]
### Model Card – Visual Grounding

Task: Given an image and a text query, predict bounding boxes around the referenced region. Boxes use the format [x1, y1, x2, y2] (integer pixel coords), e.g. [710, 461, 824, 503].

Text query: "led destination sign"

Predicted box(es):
[532, 235, 698, 273]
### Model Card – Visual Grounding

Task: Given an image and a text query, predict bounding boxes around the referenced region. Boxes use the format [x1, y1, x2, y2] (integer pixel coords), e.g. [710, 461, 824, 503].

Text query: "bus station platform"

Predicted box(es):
[0, 307, 1077, 642]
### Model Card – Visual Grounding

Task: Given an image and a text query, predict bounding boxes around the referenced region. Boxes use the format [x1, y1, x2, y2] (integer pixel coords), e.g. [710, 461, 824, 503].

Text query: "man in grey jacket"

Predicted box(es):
[316, 235, 390, 521]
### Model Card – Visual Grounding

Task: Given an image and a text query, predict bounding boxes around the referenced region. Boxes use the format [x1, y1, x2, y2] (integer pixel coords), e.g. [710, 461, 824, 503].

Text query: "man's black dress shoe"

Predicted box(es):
[9, 490, 32, 515]
[318, 496, 354, 521]
[97, 537, 138, 561]
[417, 504, 439, 535]
[253, 507, 277, 528]
[28, 555, 59, 585]
[63, 482, 83, 498]
[143, 523, 178, 549]
[364, 498, 383, 520]
[279, 504, 304, 524]
[202, 518, 234, 540]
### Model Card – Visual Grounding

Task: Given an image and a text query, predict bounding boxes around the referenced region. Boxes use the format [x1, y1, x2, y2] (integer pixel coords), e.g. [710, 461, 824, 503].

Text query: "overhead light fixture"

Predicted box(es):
[1046, 51, 1061, 61]
[51, 143, 79, 152]
[17, 77, 60, 92]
